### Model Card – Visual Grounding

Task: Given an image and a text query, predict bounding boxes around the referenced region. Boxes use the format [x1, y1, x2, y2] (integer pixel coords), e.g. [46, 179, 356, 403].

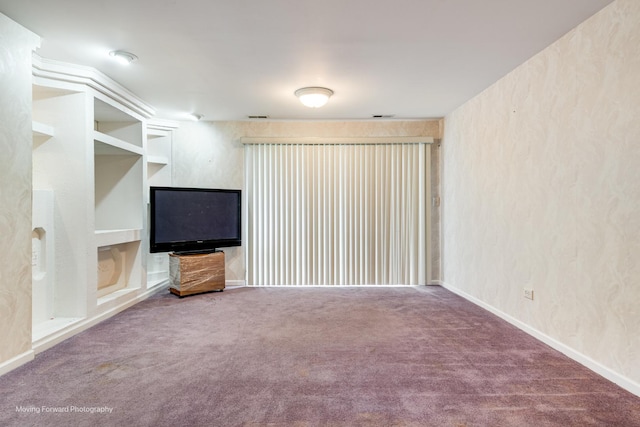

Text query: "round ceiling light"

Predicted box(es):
[109, 50, 138, 65]
[294, 87, 334, 108]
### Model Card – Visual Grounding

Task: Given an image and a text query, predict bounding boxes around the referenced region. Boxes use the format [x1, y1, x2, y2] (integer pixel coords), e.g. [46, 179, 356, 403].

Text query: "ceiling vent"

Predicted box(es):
[372, 114, 395, 119]
[248, 115, 269, 119]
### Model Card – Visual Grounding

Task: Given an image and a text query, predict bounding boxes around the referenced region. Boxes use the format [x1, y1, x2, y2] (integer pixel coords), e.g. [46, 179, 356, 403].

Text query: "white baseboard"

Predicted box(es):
[440, 282, 640, 397]
[225, 279, 246, 287]
[0, 350, 35, 377]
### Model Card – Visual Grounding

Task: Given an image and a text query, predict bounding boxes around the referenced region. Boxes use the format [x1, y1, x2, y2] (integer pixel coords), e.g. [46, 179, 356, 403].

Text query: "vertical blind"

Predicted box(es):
[244, 141, 431, 286]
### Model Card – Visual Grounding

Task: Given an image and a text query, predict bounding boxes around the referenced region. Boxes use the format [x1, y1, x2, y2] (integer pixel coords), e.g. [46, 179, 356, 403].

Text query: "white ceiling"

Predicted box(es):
[1, 0, 612, 121]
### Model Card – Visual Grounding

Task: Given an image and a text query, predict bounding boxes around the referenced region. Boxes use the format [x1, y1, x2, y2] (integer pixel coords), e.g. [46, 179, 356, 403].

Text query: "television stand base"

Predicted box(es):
[169, 287, 224, 298]
[169, 251, 225, 297]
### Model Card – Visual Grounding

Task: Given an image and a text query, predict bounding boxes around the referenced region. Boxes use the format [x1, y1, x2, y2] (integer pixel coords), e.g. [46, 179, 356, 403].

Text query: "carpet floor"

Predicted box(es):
[0, 286, 638, 426]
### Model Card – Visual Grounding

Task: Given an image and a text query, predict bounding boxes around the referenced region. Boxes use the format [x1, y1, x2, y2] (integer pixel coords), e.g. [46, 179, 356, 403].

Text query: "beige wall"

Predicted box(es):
[173, 120, 441, 283]
[0, 14, 39, 369]
[442, 0, 640, 390]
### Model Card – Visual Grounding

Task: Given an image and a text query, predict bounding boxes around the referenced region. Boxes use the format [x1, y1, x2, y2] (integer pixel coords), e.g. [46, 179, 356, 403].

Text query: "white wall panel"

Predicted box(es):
[0, 13, 39, 370]
[442, 0, 640, 390]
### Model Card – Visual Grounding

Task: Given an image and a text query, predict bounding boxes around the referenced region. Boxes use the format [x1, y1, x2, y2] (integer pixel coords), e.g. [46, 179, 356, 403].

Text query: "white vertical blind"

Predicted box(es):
[245, 142, 431, 286]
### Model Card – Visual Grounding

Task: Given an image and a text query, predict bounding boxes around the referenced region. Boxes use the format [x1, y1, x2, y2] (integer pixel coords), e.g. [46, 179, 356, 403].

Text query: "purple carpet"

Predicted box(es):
[0, 286, 638, 426]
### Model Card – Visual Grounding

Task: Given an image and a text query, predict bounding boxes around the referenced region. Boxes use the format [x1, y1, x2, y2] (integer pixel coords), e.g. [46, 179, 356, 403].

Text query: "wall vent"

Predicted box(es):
[248, 115, 269, 119]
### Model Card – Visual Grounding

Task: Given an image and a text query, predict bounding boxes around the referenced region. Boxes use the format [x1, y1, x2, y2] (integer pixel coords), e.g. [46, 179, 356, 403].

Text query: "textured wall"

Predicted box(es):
[0, 14, 39, 365]
[173, 120, 441, 283]
[442, 0, 640, 386]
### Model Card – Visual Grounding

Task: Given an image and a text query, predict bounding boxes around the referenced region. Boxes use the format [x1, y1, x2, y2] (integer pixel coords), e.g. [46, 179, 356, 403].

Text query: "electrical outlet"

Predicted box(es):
[523, 288, 534, 300]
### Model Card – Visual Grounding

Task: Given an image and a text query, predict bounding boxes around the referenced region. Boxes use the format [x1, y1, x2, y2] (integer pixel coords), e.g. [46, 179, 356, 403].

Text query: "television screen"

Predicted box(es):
[150, 186, 241, 254]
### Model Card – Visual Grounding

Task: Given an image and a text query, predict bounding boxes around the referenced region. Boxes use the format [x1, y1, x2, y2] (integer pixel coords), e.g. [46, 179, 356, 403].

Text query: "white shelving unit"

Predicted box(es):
[93, 95, 145, 304]
[32, 85, 90, 344]
[145, 121, 176, 287]
[30, 55, 178, 351]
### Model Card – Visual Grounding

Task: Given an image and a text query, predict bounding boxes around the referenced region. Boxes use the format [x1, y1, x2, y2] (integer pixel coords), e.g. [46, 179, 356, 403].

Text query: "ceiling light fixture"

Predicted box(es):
[109, 50, 138, 65]
[295, 87, 334, 108]
[189, 113, 204, 121]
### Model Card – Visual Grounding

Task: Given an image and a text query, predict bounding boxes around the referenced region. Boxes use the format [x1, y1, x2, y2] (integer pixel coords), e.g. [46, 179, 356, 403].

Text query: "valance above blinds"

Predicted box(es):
[241, 136, 435, 145]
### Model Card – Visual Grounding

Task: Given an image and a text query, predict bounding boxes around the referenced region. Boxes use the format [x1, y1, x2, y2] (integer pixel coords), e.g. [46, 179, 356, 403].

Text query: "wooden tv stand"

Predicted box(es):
[169, 251, 225, 297]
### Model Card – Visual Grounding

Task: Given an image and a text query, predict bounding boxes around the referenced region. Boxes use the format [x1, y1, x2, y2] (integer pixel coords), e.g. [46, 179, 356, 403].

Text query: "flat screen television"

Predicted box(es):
[150, 186, 241, 254]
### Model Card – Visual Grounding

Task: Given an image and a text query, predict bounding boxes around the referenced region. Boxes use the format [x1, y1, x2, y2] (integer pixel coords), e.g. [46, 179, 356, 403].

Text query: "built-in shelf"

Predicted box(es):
[94, 98, 143, 148]
[94, 131, 143, 156]
[97, 240, 142, 298]
[94, 148, 143, 231]
[147, 275, 170, 288]
[95, 228, 142, 247]
[145, 123, 174, 290]
[146, 123, 172, 194]
[97, 287, 139, 307]
[147, 128, 168, 138]
[147, 251, 170, 290]
[32, 121, 55, 138]
[147, 155, 169, 165]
